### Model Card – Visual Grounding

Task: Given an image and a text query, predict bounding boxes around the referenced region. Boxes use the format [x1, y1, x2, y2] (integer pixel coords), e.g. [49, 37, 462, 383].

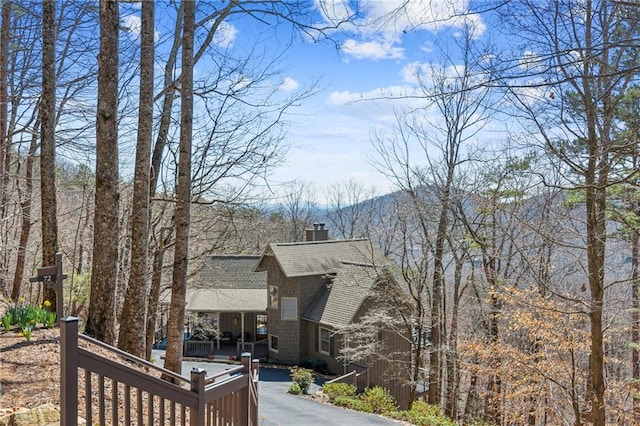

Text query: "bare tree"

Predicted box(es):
[163, 0, 194, 376]
[118, 0, 154, 358]
[0, 0, 9, 294]
[372, 20, 495, 413]
[273, 180, 319, 242]
[496, 2, 640, 422]
[40, 0, 59, 306]
[85, 0, 119, 344]
[324, 179, 378, 239]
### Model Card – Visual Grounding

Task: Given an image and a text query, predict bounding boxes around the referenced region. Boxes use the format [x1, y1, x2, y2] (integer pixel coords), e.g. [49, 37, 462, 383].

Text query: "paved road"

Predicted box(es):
[258, 367, 401, 426]
[152, 350, 401, 425]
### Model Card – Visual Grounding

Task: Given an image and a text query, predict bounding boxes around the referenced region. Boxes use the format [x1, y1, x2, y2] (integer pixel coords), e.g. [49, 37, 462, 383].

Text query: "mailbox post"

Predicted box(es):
[29, 253, 66, 325]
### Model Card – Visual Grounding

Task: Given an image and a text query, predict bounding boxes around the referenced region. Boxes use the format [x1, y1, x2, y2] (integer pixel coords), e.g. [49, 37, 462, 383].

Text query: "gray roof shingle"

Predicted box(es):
[185, 288, 267, 312]
[303, 261, 381, 327]
[161, 255, 267, 311]
[195, 255, 266, 289]
[255, 239, 387, 277]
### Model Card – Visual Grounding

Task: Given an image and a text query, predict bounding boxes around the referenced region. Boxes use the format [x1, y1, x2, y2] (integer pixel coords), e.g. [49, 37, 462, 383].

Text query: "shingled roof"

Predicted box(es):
[303, 261, 382, 328]
[185, 288, 266, 312]
[161, 255, 267, 312]
[194, 255, 266, 289]
[254, 239, 387, 277]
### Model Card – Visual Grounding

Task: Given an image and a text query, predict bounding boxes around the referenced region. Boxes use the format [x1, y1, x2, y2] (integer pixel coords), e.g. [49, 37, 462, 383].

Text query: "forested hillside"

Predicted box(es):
[0, 1, 638, 425]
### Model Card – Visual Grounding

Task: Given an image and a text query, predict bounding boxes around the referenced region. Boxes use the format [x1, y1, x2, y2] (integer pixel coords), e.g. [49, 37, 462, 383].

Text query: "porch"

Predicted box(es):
[182, 339, 269, 360]
[155, 309, 269, 359]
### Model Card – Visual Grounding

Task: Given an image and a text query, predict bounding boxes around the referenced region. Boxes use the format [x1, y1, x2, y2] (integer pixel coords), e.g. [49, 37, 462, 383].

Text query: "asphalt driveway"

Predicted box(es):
[258, 366, 401, 426]
[153, 351, 401, 425]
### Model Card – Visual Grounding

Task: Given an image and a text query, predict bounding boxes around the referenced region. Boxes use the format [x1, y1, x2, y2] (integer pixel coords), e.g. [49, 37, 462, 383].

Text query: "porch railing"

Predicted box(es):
[237, 339, 268, 359]
[184, 339, 216, 358]
[60, 317, 259, 425]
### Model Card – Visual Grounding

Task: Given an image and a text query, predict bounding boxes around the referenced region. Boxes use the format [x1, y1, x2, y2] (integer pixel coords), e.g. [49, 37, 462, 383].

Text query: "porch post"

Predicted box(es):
[216, 312, 221, 349]
[240, 312, 245, 345]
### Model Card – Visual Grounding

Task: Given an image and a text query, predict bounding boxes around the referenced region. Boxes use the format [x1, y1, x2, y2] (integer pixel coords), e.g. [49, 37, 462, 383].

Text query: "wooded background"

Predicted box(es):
[0, 1, 638, 424]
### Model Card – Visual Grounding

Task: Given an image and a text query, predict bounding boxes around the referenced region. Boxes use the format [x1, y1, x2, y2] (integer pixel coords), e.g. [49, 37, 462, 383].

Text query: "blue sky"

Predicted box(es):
[123, 1, 487, 197]
[258, 0, 487, 196]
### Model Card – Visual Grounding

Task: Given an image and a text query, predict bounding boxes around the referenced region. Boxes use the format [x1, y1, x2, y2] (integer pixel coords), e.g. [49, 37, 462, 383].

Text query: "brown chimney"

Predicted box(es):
[305, 222, 328, 241]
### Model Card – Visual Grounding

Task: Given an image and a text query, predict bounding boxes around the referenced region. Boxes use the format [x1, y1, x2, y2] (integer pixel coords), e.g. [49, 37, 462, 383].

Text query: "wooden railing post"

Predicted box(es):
[241, 353, 251, 425]
[190, 368, 206, 425]
[251, 358, 260, 426]
[60, 317, 79, 426]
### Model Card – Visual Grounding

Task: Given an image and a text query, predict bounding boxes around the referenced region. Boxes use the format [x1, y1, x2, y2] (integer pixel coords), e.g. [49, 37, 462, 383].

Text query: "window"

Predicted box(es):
[269, 285, 279, 309]
[269, 334, 279, 352]
[281, 297, 297, 320]
[319, 327, 331, 355]
[256, 314, 268, 340]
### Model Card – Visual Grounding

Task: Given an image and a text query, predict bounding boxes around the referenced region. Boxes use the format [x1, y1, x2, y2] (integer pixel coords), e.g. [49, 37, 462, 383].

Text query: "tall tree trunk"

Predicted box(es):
[632, 197, 640, 422]
[118, 0, 155, 357]
[445, 258, 463, 420]
[0, 0, 8, 295]
[144, 4, 181, 351]
[40, 0, 58, 306]
[163, 0, 194, 376]
[428, 173, 454, 406]
[583, 5, 606, 422]
[150, 2, 182, 197]
[85, 0, 119, 344]
[145, 226, 172, 361]
[11, 117, 38, 301]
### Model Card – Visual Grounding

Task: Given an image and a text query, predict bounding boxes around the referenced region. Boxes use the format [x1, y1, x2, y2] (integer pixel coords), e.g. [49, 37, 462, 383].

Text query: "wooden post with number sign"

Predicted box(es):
[29, 253, 66, 325]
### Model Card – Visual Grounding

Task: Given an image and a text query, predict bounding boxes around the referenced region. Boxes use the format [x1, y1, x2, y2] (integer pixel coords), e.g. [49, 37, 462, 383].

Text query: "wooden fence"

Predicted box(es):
[60, 317, 259, 425]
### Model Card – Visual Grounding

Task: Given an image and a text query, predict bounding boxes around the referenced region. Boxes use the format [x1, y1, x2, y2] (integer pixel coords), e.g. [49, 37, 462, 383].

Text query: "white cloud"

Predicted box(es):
[122, 15, 141, 39]
[121, 14, 160, 43]
[342, 37, 404, 60]
[321, 0, 486, 61]
[213, 21, 238, 47]
[280, 77, 300, 92]
[315, 0, 355, 26]
[361, 0, 485, 35]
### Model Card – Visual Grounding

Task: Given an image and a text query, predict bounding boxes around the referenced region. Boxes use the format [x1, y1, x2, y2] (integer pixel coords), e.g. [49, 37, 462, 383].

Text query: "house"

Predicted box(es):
[254, 224, 413, 408]
[160, 225, 413, 407]
[159, 255, 268, 357]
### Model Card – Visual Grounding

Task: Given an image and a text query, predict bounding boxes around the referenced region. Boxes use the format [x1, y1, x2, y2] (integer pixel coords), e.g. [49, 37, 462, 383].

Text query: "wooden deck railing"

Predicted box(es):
[60, 317, 259, 425]
[184, 340, 217, 358]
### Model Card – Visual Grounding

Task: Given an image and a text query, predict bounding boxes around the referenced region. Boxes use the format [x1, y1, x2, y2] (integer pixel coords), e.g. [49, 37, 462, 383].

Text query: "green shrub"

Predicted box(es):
[389, 401, 457, 426]
[290, 366, 314, 394]
[407, 401, 446, 417]
[359, 386, 397, 414]
[287, 382, 302, 395]
[333, 395, 368, 412]
[322, 382, 357, 401]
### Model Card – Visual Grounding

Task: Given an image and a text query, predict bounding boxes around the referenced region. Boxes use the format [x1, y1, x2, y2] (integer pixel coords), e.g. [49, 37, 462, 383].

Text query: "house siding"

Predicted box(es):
[297, 275, 325, 361]
[264, 256, 300, 364]
[263, 253, 328, 365]
[353, 303, 413, 410]
[304, 321, 345, 374]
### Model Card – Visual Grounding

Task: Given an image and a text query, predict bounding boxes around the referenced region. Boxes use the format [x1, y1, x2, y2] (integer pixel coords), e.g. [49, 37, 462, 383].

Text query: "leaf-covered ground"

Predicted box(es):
[0, 329, 61, 410]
